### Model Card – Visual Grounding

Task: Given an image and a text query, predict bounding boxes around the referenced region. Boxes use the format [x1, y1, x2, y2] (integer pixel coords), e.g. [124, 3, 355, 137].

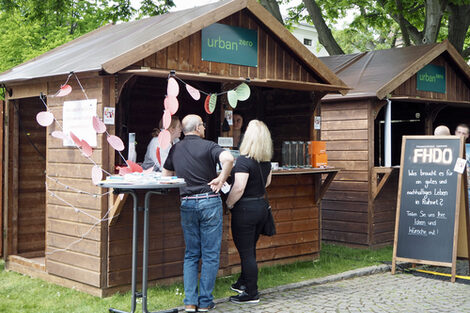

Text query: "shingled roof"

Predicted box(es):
[0, 0, 346, 92]
[319, 40, 470, 100]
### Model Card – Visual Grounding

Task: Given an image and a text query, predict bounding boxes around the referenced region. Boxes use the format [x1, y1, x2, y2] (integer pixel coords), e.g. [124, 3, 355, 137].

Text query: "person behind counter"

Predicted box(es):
[162, 114, 234, 313]
[232, 110, 245, 149]
[455, 123, 469, 141]
[142, 116, 182, 171]
[434, 125, 451, 136]
[225, 120, 273, 304]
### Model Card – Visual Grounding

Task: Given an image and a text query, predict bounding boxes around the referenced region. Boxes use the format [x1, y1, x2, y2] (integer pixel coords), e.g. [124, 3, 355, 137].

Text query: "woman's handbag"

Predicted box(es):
[258, 163, 276, 236]
[261, 204, 276, 236]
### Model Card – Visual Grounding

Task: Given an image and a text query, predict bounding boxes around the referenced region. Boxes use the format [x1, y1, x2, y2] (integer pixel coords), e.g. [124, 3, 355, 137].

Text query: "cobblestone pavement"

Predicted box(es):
[207, 270, 470, 313]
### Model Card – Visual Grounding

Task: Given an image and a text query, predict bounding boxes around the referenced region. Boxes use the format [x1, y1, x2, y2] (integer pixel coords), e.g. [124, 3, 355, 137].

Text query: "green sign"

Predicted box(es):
[201, 23, 258, 67]
[417, 64, 446, 94]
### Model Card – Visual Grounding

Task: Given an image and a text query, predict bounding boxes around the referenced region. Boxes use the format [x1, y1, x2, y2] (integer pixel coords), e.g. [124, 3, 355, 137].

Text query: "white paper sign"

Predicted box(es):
[104, 107, 115, 125]
[225, 111, 233, 125]
[454, 157, 466, 174]
[63, 99, 97, 147]
[314, 116, 321, 130]
[218, 137, 233, 147]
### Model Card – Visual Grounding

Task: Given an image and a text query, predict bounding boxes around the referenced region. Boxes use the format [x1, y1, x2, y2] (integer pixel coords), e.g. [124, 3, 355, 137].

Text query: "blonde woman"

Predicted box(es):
[226, 119, 273, 304]
[142, 116, 182, 171]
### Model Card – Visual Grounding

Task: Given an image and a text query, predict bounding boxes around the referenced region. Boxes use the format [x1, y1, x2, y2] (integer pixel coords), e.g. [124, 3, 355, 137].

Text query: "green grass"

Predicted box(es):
[0, 243, 392, 312]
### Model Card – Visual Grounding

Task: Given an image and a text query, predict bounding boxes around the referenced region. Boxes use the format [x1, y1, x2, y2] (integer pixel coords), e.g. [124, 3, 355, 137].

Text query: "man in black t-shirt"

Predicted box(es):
[163, 114, 233, 312]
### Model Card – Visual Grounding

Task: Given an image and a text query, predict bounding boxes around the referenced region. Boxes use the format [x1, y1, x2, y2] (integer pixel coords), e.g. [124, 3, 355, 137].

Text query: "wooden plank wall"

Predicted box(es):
[17, 98, 46, 255]
[231, 174, 320, 265]
[321, 100, 371, 246]
[392, 55, 470, 101]
[107, 190, 185, 287]
[45, 75, 106, 288]
[371, 170, 399, 246]
[132, 10, 321, 84]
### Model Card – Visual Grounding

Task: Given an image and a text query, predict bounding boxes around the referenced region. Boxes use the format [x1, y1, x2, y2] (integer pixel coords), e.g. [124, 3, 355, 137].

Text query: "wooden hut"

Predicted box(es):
[318, 41, 470, 248]
[0, 0, 348, 296]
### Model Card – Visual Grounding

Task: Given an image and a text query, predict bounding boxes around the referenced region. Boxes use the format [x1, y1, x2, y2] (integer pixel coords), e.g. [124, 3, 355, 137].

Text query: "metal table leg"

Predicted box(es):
[110, 189, 177, 313]
[110, 191, 139, 313]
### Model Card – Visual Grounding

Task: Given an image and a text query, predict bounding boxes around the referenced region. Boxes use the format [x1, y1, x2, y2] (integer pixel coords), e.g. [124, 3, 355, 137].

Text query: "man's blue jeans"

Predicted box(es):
[180, 196, 223, 308]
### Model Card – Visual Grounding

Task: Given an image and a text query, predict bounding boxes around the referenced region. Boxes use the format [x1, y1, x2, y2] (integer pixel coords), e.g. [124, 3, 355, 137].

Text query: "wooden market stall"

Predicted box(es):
[318, 41, 470, 248]
[0, 0, 348, 296]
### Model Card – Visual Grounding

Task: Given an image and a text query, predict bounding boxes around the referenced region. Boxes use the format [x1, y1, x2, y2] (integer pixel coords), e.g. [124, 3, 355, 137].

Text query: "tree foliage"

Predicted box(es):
[0, 0, 175, 74]
[263, 0, 470, 57]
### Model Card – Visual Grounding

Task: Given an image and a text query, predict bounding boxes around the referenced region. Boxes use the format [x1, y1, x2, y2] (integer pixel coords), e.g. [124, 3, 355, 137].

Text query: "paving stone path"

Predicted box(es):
[206, 269, 470, 313]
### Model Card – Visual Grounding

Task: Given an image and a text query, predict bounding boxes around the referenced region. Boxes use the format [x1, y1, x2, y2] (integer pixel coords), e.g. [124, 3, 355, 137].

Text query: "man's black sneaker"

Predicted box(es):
[230, 282, 247, 294]
[229, 291, 260, 304]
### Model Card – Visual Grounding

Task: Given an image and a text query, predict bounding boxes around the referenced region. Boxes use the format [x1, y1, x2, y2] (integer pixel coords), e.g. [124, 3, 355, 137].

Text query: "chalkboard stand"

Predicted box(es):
[391, 136, 470, 282]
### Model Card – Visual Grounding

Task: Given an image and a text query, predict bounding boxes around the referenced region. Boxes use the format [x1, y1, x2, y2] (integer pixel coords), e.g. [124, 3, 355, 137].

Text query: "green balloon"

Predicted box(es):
[209, 93, 217, 113]
[235, 83, 250, 101]
[227, 90, 238, 108]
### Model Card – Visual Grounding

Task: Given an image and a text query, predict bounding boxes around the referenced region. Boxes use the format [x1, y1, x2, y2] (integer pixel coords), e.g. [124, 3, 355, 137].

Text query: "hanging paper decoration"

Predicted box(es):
[235, 83, 250, 101]
[158, 129, 171, 150]
[209, 94, 217, 113]
[51, 130, 65, 139]
[69, 132, 82, 148]
[91, 165, 103, 185]
[167, 77, 179, 97]
[53, 84, 72, 97]
[107, 135, 125, 151]
[204, 94, 212, 114]
[164, 96, 179, 115]
[227, 90, 238, 108]
[127, 160, 143, 173]
[162, 110, 171, 129]
[36, 111, 54, 127]
[80, 139, 93, 157]
[186, 84, 201, 100]
[156, 146, 161, 166]
[119, 166, 133, 176]
[92, 116, 107, 133]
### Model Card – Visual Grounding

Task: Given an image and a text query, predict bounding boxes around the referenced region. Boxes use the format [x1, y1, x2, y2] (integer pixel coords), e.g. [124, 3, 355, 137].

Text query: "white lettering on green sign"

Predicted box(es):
[201, 23, 258, 67]
[416, 64, 446, 94]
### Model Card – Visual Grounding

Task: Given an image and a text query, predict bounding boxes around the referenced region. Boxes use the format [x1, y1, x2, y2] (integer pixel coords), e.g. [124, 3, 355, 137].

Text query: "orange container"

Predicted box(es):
[310, 141, 326, 154]
[312, 153, 328, 167]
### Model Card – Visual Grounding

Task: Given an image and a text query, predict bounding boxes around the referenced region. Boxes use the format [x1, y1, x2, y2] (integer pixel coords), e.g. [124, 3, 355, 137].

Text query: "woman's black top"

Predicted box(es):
[232, 155, 271, 198]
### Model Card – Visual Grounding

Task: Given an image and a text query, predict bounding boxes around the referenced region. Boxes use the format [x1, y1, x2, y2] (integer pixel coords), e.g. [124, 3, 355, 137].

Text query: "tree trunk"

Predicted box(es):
[259, 0, 284, 25]
[447, 3, 470, 56]
[302, 0, 344, 55]
[395, 0, 410, 46]
[422, 0, 443, 44]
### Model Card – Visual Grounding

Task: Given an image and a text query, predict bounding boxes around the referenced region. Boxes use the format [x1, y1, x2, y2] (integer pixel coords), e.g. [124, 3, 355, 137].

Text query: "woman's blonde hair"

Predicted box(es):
[152, 115, 180, 137]
[239, 119, 273, 162]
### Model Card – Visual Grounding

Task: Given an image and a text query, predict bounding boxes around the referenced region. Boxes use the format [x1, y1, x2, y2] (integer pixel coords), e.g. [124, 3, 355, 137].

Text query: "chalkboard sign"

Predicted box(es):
[393, 136, 464, 266]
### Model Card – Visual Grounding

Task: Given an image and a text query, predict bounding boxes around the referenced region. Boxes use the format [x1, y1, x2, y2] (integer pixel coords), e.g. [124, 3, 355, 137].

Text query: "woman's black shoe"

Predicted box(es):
[230, 282, 247, 294]
[229, 291, 260, 304]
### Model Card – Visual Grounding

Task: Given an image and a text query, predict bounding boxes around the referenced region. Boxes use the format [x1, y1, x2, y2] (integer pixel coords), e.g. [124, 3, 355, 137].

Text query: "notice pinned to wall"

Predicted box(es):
[63, 99, 97, 147]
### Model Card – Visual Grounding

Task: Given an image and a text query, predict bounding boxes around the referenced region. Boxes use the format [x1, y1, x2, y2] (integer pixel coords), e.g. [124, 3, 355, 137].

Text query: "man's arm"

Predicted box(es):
[208, 150, 234, 193]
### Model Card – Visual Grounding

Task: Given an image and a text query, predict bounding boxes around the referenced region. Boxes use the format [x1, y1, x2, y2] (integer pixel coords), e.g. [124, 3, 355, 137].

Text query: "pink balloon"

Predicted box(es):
[162, 110, 171, 129]
[164, 96, 179, 115]
[158, 129, 171, 150]
[186, 84, 201, 100]
[92, 116, 106, 134]
[91, 165, 102, 185]
[55, 84, 72, 97]
[167, 77, 179, 97]
[51, 130, 65, 139]
[107, 135, 125, 151]
[69, 132, 82, 147]
[36, 111, 54, 127]
[80, 139, 93, 157]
